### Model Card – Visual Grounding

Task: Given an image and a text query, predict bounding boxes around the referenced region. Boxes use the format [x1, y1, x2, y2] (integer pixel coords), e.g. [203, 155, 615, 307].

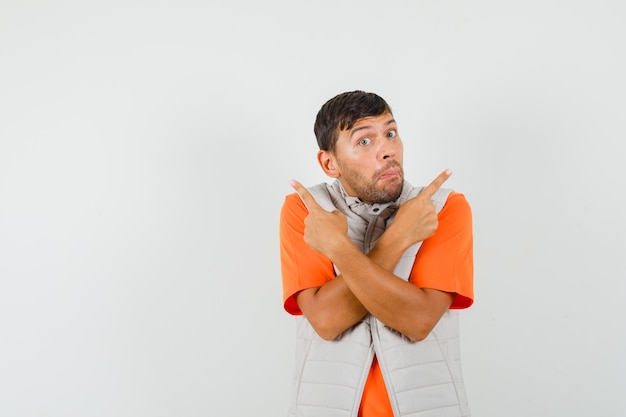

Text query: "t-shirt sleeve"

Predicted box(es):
[280, 193, 336, 315]
[409, 192, 474, 309]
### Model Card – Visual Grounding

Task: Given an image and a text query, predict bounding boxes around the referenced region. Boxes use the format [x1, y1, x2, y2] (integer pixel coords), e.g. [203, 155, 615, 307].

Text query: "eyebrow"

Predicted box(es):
[350, 118, 397, 138]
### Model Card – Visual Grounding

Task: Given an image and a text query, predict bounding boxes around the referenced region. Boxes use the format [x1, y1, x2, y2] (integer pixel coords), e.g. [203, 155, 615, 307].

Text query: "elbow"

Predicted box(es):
[311, 319, 342, 341]
[406, 332, 428, 343]
[317, 329, 340, 341]
[404, 323, 435, 343]
[307, 314, 345, 341]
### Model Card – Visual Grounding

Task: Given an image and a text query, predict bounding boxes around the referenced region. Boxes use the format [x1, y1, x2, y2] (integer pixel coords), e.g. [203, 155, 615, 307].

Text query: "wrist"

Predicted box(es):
[324, 233, 356, 261]
[369, 228, 410, 271]
[378, 223, 411, 253]
[333, 235, 372, 268]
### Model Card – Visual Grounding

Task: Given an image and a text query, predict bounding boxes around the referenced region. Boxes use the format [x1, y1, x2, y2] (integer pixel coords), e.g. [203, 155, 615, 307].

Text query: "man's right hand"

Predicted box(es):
[290, 179, 351, 260]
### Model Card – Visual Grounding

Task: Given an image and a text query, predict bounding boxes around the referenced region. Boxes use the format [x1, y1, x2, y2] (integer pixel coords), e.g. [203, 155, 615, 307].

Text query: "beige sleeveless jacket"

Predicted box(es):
[288, 180, 470, 417]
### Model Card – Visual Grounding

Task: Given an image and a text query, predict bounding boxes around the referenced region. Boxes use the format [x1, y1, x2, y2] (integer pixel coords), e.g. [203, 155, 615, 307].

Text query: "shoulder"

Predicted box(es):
[431, 192, 473, 240]
[402, 182, 456, 213]
[283, 192, 305, 208]
[444, 191, 471, 207]
[281, 182, 337, 216]
[441, 192, 472, 220]
[280, 192, 307, 224]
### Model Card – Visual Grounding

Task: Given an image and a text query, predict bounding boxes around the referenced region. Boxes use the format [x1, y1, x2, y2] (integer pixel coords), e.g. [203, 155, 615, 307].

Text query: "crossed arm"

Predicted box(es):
[290, 170, 455, 342]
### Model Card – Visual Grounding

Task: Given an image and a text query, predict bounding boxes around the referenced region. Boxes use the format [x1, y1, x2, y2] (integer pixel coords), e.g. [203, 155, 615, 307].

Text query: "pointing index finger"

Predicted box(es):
[289, 179, 322, 212]
[420, 169, 452, 200]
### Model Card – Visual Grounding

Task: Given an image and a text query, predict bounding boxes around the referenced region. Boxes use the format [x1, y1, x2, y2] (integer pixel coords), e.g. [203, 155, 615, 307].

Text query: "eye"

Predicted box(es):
[358, 137, 371, 146]
[387, 129, 397, 138]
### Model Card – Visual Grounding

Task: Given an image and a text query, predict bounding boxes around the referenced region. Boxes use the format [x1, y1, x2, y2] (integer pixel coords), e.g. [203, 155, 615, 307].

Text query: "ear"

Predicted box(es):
[317, 150, 340, 178]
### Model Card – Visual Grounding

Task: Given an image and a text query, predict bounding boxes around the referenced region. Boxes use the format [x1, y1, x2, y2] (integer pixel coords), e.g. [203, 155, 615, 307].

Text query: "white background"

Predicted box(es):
[1, 1, 625, 416]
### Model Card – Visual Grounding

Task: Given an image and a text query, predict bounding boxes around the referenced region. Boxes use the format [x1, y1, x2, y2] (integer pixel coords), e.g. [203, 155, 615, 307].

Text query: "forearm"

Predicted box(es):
[331, 242, 452, 342]
[367, 222, 412, 270]
[297, 231, 410, 340]
[296, 276, 367, 340]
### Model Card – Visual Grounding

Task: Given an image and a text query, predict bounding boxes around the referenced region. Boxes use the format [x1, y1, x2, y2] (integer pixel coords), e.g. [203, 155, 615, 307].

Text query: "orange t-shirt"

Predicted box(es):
[279, 190, 474, 417]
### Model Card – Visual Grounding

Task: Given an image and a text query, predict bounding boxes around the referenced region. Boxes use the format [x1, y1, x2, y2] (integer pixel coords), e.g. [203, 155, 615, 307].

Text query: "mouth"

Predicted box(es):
[378, 167, 401, 181]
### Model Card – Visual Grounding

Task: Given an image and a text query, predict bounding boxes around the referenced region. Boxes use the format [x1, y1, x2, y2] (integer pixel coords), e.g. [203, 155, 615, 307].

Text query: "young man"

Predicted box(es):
[279, 91, 474, 417]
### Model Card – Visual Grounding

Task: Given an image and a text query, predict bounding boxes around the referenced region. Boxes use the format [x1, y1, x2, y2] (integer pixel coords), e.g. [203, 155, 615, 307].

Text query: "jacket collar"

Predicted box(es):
[331, 179, 413, 219]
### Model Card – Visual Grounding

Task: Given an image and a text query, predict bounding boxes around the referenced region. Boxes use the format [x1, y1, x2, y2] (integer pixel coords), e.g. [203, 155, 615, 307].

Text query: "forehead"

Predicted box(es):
[344, 112, 396, 134]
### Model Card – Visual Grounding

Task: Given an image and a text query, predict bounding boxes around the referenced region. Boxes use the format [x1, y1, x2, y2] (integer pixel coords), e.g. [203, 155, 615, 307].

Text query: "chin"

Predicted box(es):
[387, 180, 404, 200]
[372, 183, 403, 204]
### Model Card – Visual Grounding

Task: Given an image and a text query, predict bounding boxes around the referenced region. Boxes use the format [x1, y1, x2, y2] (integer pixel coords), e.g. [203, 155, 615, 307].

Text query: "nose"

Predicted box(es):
[379, 139, 396, 160]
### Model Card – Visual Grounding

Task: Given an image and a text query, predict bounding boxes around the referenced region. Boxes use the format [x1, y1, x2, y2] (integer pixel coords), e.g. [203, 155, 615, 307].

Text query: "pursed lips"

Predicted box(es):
[377, 167, 401, 180]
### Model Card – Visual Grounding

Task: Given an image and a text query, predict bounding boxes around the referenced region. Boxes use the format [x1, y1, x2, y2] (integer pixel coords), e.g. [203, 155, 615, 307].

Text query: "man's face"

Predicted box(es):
[329, 112, 404, 204]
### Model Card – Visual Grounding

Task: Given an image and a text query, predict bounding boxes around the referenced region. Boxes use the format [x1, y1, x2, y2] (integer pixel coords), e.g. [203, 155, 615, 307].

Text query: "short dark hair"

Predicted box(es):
[314, 90, 393, 153]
